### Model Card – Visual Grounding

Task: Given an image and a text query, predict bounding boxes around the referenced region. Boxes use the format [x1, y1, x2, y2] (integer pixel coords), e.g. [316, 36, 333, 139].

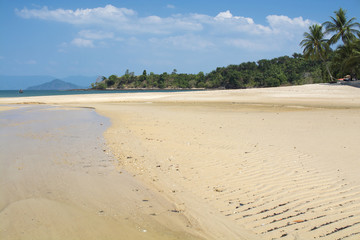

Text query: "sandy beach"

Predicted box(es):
[1, 84, 360, 239]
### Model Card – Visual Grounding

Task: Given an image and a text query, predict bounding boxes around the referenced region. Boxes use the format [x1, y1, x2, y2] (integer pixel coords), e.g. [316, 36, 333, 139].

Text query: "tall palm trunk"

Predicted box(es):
[300, 24, 335, 83]
[319, 54, 334, 82]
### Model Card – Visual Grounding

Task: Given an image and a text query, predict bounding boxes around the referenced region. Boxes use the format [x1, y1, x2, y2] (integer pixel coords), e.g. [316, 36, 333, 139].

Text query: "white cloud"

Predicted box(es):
[150, 34, 215, 51]
[213, 10, 312, 38]
[71, 38, 94, 48]
[15, 5, 313, 37]
[136, 15, 203, 34]
[215, 10, 233, 19]
[15, 5, 201, 34]
[266, 15, 312, 39]
[66, 30, 114, 48]
[16, 5, 313, 52]
[78, 30, 114, 40]
[15, 5, 135, 25]
[215, 10, 254, 24]
[166, 4, 175, 9]
[145, 15, 162, 23]
[211, 10, 271, 36]
[267, 15, 311, 29]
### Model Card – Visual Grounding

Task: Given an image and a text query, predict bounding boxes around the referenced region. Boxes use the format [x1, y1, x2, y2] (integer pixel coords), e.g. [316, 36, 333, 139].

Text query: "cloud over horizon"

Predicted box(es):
[71, 38, 94, 48]
[15, 4, 313, 52]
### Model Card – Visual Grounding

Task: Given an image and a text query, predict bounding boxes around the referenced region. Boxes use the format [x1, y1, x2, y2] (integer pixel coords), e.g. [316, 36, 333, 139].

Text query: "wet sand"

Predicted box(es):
[0, 106, 16, 112]
[1, 84, 360, 239]
[0, 106, 203, 240]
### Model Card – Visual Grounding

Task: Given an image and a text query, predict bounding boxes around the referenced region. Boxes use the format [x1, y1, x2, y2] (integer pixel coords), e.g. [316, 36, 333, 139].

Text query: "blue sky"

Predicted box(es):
[1, 0, 359, 78]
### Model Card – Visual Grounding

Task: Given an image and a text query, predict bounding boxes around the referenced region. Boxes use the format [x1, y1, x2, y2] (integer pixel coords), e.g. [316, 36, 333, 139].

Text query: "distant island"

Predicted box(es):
[26, 79, 81, 90]
[0, 75, 96, 90]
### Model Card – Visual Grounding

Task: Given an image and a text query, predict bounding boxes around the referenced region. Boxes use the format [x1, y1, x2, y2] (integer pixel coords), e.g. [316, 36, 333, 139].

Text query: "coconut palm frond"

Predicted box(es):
[323, 8, 360, 45]
[300, 24, 334, 81]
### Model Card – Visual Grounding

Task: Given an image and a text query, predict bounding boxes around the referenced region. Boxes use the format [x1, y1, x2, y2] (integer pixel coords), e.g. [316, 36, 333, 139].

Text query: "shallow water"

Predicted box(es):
[0, 105, 110, 169]
[0, 105, 199, 240]
[0, 105, 111, 210]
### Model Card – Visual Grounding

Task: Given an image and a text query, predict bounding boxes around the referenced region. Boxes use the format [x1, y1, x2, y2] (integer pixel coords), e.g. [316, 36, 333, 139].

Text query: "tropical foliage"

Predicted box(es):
[300, 24, 333, 81]
[92, 55, 324, 89]
[300, 8, 360, 81]
[92, 8, 359, 90]
[323, 8, 360, 45]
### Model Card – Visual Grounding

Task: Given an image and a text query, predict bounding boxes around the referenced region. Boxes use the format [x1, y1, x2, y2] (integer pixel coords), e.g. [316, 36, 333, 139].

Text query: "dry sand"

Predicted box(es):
[1, 84, 360, 239]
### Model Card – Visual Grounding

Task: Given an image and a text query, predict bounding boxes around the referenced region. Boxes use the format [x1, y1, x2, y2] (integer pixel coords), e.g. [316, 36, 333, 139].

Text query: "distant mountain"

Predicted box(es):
[0, 75, 55, 90]
[0, 75, 97, 90]
[26, 79, 81, 90]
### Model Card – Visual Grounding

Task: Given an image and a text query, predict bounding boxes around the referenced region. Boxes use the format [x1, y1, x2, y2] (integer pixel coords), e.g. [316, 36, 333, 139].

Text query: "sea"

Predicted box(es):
[0, 89, 198, 98]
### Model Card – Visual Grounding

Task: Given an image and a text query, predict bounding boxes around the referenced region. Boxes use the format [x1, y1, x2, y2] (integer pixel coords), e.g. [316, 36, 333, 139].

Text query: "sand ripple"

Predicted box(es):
[99, 101, 360, 240]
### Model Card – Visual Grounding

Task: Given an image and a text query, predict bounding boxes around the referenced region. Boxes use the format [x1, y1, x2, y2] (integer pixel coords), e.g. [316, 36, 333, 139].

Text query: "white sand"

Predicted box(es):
[1, 84, 360, 239]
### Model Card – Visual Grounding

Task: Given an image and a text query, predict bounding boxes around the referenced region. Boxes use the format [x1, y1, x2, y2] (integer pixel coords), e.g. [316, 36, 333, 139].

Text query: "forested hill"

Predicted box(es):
[92, 53, 326, 90]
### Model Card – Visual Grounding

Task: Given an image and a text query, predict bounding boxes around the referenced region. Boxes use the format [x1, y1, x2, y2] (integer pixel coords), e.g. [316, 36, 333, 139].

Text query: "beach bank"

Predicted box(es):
[1, 84, 360, 239]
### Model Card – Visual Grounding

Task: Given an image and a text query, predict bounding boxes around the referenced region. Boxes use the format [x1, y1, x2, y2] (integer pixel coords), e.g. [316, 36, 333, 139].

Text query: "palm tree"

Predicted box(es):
[300, 24, 334, 81]
[335, 33, 360, 79]
[323, 8, 360, 45]
[345, 37, 360, 71]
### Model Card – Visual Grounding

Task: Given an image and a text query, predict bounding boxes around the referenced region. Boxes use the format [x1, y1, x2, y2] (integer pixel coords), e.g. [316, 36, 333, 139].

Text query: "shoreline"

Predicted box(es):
[0, 105, 205, 240]
[74, 87, 208, 91]
[0, 84, 359, 108]
[1, 84, 360, 239]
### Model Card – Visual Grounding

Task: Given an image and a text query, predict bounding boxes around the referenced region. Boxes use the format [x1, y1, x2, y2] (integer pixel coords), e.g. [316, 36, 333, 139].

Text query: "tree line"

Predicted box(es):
[91, 54, 325, 90]
[92, 8, 359, 90]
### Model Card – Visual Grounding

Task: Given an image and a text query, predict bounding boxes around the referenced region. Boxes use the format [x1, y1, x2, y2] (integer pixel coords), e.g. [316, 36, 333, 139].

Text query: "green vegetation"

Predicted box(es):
[92, 8, 359, 90]
[91, 55, 325, 90]
[301, 8, 360, 82]
[300, 24, 333, 81]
